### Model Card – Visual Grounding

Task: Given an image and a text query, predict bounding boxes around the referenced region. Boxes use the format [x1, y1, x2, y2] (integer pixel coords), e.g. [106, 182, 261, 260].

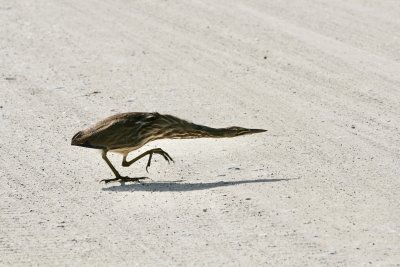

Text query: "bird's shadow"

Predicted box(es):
[102, 178, 294, 192]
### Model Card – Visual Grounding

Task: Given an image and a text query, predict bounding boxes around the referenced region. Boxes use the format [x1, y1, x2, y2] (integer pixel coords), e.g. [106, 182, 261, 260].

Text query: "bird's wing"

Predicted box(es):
[87, 112, 160, 149]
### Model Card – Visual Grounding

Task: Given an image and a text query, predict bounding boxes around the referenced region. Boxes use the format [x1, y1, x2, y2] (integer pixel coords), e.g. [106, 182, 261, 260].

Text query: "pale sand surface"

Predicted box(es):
[1, 0, 400, 266]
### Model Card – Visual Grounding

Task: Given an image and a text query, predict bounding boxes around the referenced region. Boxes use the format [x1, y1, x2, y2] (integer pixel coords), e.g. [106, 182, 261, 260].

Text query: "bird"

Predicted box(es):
[71, 112, 267, 183]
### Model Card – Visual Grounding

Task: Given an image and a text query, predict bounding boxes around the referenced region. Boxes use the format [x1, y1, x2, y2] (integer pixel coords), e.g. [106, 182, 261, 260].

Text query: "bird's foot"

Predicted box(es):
[146, 148, 174, 172]
[100, 176, 148, 184]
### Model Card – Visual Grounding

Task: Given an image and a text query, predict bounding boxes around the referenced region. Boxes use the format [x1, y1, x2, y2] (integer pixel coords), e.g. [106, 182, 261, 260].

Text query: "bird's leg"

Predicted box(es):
[101, 149, 121, 178]
[100, 150, 147, 184]
[122, 148, 174, 172]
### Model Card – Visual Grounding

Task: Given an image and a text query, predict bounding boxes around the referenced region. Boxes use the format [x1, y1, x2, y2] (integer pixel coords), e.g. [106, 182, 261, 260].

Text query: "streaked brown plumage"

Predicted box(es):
[71, 112, 266, 183]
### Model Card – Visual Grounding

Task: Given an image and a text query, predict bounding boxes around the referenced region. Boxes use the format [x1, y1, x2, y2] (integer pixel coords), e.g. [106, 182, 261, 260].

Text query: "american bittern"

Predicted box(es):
[71, 112, 266, 183]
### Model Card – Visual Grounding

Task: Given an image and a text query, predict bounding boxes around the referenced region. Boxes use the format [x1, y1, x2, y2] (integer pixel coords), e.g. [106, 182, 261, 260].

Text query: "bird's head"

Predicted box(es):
[226, 126, 267, 136]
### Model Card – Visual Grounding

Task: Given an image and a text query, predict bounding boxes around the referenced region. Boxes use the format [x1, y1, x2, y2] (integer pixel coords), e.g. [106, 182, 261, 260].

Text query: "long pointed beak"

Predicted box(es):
[248, 128, 267, 134]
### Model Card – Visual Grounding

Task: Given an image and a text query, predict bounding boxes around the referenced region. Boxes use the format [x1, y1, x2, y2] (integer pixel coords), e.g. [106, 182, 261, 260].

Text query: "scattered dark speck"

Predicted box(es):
[85, 91, 101, 96]
[264, 56, 267, 59]
[228, 167, 241, 171]
[5, 77, 16, 81]
[351, 125, 356, 129]
[245, 198, 251, 200]
[202, 209, 207, 212]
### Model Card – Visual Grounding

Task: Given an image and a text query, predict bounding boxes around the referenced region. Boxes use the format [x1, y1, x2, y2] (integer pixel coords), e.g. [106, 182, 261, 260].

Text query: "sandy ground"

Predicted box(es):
[1, 0, 400, 266]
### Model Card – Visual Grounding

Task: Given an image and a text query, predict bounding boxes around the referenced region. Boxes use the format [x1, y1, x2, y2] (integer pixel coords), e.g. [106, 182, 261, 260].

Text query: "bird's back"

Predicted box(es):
[78, 112, 160, 150]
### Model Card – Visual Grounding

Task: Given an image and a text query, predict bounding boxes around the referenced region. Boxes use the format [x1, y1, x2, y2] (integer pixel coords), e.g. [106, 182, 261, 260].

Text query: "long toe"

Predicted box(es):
[165, 152, 174, 162]
[164, 152, 174, 163]
[121, 177, 148, 183]
[160, 153, 170, 163]
[157, 150, 173, 163]
[100, 177, 121, 184]
[145, 153, 153, 172]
